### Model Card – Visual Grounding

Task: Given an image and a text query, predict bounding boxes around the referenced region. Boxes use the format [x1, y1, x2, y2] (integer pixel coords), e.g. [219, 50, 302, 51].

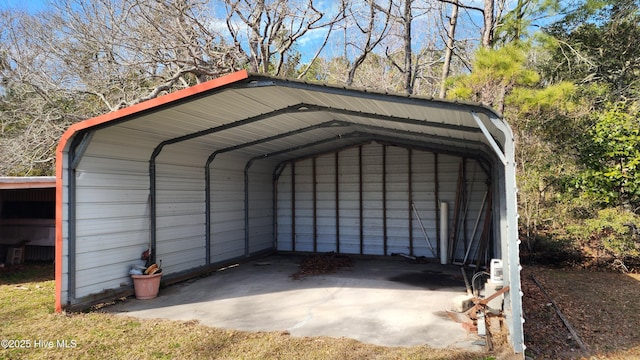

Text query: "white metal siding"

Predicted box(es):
[361, 144, 384, 254]
[248, 160, 275, 254]
[209, 153, 247, 262]
[411, 151, 438, 257]
[386, 146, 410, 255]
[275, 165, 292, 251]
[72, 129, 153, 299]
[337, 147, 360, 254]
[293, 158, 314, 251]
[155, 145, 207, 275]
[276, 142, 489, 261]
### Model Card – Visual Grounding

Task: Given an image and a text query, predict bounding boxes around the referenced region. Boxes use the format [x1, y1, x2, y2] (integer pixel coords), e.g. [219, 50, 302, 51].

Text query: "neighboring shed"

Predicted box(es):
[0, 176, 56, 263]
[55, 70, 524, 353]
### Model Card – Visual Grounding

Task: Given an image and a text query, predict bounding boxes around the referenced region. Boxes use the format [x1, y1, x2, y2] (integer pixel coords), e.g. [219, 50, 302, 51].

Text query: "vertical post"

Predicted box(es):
[440, 201, 448, 265]
[434, 153, 440, 258]
[272, 171, 278, 250]
[382, 145, 387, 256]
[335, 151, 340, 253]
[408, 148, 413, 256]
[313, 157, 317, 253]
[205, 164, 211, 265]
[243, 160, 252, 257]
[359, 145, 364, 255]
[291, 161, 296, 252]
[462, 158, 468, 260]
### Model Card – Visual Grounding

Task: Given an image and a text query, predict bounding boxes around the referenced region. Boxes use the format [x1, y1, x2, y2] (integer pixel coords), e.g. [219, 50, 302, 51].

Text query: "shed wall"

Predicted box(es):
[276, 142, 491, 261]
[209, 153, 247, 262]
[71, 129, 155, 299]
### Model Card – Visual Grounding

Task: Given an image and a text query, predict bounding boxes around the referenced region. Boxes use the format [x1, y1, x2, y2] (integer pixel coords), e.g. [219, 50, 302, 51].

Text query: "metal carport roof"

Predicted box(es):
[55, 70, 524, 354]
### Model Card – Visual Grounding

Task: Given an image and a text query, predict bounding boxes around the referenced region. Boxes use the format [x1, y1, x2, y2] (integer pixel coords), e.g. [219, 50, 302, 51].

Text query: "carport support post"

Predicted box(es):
[335, 151, 340, 253]
[359, 145, 364, 254]
[408, 148, 413, 256]
[291, 161, 296, 252]
[383, 145, 388, 256]
[434, 153, 440, 258]
[474, 112, 525, 353]
[313, 157, 317, 253]
[244, 159, 254, 257]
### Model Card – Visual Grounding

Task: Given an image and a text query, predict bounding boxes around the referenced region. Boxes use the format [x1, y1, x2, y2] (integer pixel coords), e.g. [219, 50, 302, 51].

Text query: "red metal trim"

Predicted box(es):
[54, 70, 249, 312]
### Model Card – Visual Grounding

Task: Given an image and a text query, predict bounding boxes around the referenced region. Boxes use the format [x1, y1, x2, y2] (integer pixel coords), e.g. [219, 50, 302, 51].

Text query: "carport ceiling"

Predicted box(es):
[74, 70, 506, 165]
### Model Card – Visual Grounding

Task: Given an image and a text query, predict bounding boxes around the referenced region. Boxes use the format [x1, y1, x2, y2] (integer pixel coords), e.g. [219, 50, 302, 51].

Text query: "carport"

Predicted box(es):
[55, 70, 524, 353]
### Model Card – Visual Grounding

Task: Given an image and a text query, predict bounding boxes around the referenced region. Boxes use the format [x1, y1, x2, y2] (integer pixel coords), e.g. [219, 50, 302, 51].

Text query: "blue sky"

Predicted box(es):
[0, 0, 46, 12]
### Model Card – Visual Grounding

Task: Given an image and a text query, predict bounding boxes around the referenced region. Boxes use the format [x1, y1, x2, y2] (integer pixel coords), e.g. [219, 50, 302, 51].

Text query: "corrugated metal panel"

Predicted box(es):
[155, 151, 206, 274]
[385, 146, 410, 255]
[248, 160, 275, 254]
[411, 151, 438, 257]
[452, 159, 492, 264]
[361, 143, 384, 255]
[275, 143, 488, 261]
[73, 133, 152, 299]
[276, 165, 293, 251]
[337, 147, 361, 254]
[209, 154, 247, 263]
[293, 158, 313, 252]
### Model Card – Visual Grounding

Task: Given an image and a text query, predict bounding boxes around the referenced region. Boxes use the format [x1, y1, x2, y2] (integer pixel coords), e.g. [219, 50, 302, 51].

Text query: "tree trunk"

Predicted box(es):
[403, 0, 413, 94]
[482, 0, 494, 47]
[439, 0, 459, 98]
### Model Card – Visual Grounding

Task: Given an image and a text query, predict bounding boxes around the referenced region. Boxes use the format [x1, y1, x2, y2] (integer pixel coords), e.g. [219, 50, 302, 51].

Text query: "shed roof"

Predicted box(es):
[56, 70, 509, 168]
[0, 176, 56, 190]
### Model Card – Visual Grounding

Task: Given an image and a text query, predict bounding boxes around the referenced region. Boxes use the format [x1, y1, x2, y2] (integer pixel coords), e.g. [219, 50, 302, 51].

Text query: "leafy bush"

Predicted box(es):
[566, 208, 640, 258]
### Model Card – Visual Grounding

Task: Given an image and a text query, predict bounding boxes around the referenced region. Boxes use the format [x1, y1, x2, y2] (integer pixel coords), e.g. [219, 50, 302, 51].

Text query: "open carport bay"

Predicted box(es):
[108, 254, 483, 351]
[56, 71, 523, 354]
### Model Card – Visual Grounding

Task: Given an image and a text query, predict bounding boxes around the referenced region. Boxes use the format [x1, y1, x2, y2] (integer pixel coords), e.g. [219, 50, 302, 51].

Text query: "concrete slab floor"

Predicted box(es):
[108, 254, 484, 351]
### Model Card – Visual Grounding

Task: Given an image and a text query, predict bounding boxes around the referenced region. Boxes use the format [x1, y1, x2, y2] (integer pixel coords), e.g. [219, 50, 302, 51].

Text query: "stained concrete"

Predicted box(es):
[108, 254, 483, 351]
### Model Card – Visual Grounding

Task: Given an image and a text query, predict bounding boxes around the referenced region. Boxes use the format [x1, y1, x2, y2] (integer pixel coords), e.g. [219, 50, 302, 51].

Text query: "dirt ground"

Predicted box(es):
[522, 265, 640, 359]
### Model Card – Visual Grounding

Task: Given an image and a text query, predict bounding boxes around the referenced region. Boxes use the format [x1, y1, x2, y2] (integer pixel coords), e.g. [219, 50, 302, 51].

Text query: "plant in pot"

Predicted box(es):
[129, 248, 162, 299]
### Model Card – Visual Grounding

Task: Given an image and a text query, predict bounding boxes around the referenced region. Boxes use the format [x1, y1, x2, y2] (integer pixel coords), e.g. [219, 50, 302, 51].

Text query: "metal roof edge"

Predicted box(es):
[0, 176, 56, 189]
[244, 72, 504, 119]
[54, 69, 250, 312]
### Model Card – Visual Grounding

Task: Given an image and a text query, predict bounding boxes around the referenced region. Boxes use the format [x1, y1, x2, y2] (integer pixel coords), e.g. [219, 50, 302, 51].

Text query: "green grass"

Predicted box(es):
[0, 263, 492, 360]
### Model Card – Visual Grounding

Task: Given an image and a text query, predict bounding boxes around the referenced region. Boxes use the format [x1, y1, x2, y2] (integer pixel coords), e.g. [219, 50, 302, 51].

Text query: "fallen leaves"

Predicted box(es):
[290, 253, 353, 280]
[522, 266, 640, 359]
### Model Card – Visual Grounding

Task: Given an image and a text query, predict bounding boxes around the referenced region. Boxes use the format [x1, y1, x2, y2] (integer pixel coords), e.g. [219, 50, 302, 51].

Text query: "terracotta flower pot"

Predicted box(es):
[131, 273, 162, 299]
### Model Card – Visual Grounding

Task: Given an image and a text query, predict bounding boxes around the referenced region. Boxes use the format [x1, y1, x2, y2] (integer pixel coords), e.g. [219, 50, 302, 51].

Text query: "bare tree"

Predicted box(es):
[379, 0, 445, 95]
[343, 0, 392, 86]
[222, 0, 346, 76]
[439, 0, 459, 98]
[0, 0, 245, 175]
[43, 0, 245, 111]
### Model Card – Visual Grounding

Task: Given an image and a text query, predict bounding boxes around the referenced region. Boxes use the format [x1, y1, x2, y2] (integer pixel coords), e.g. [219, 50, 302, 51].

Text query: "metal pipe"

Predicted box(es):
[440, 201, 448, 264]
